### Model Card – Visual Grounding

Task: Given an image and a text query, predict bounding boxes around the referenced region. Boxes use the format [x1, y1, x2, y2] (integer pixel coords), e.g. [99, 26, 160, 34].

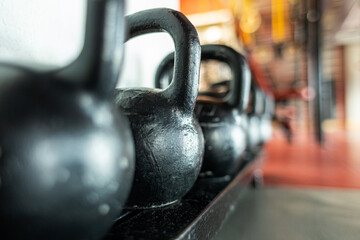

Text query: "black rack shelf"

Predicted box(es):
[105, 154, 263, 240]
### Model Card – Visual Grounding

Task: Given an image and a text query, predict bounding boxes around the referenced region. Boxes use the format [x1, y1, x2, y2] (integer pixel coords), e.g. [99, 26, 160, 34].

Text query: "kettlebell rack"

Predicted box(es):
[105, 150, 263, 240]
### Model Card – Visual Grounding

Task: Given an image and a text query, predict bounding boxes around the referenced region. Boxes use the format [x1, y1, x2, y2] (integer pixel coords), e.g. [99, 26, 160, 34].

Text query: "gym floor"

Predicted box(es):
[215, 128, 360, 239]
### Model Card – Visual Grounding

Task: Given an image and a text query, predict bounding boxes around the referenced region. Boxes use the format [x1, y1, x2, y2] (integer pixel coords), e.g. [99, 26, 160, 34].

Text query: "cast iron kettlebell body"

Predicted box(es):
[114, 9, 203, 208]
[0, 0, 135, 239]
[155, 45, 251, 177]
[259, 92, 274, 144]
[246, 84, 265, 151]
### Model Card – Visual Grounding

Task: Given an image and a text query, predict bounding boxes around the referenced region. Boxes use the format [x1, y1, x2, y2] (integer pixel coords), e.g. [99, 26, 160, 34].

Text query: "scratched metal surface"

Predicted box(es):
[104, 155, 262, 240]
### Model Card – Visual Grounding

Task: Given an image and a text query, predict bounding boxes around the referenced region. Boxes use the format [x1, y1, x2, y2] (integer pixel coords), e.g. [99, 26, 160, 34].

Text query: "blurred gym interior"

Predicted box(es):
[1, 0, 359, 239]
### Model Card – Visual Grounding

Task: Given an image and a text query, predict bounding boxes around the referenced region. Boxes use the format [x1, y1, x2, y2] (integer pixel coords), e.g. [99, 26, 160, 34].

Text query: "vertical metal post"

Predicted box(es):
[307, 0, 323, 143]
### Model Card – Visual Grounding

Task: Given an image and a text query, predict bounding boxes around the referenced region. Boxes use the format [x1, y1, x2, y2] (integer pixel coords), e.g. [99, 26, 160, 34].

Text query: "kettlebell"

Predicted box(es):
[259, 92, 274, 144]
[0, 0, 134, 239]
[155, 45, 251, 177]
[114, 9, 203, 208]
[245, 83, 265, 152]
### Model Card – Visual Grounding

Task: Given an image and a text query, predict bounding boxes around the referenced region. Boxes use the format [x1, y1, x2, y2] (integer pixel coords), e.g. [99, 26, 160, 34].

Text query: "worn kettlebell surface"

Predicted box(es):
[116, 88, 204, 207]
[195, 102, 247, 177]
[115, 8, 204, 208]
[155, 45, 251, 178]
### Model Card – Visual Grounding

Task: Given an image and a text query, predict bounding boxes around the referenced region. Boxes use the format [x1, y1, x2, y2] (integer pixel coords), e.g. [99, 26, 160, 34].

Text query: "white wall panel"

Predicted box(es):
[0, 0, 180, 87]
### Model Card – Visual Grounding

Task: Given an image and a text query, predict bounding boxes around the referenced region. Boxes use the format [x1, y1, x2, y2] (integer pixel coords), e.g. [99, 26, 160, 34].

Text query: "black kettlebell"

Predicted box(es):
[259, 92, 274, 144]
[245, 83, 265, 151]
[0, 0, 134, 239]
[155, 45, 251, 177]
[114, 8, 203, 208]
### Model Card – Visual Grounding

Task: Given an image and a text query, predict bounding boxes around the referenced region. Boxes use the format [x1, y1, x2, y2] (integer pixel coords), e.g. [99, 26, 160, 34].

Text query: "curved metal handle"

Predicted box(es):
[56, 0, 125, 96]
[126, 8, 201, 114]
[250, 84, 265, 116]
[155, 53, 175, 89]
[198, 45, 251, 110]
[155, 44, 251, 111]
[264, 93, 275, 116]
[259, 91, 267, 115]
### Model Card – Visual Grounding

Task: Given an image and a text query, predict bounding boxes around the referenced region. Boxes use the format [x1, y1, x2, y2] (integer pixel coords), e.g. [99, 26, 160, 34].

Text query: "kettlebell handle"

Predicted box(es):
[155, 44, 251, 111]
[126, 8, 201, 114]
[250, 84, 265, 116]
[260, 91, 267, 115]
[201, 45, 250, 111]
[265, 94, 275, 116]
[261, 91, 274, 116]
[56, 0, 124, 96]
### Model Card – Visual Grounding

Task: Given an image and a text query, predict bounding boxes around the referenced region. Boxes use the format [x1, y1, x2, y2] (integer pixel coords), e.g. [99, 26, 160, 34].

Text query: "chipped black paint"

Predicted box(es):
[155, 45, 251, 177]
[105, 155, 262, 240]
[115, 9, 204, 208]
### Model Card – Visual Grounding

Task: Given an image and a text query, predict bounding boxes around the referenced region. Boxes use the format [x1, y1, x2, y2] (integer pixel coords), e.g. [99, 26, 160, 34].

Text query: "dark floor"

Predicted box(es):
[215, 187, 360, 240]
[215, 129, 360, 239]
